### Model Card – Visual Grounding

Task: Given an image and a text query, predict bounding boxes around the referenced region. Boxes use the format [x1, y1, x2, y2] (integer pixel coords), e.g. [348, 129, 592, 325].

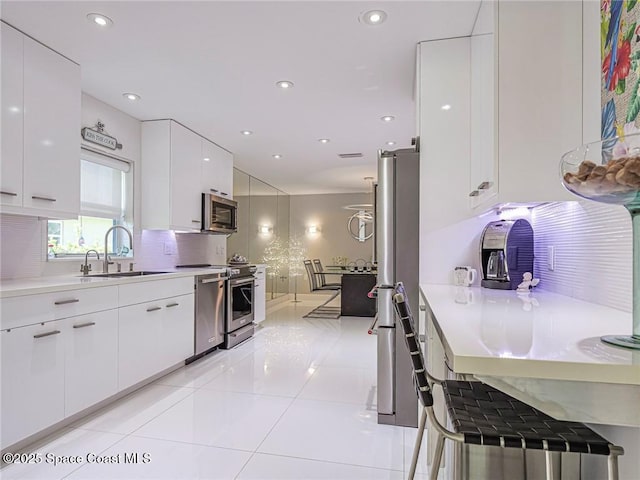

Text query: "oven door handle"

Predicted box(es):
[200, 277, 227, 284]
[229, 277, 255, 286]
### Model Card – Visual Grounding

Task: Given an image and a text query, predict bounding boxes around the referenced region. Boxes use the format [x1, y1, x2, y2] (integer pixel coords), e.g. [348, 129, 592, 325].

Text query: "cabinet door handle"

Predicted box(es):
[477, 181, 493, 190]
[54, 299, 80, 305]
[34, 330, 61, 339]
[192, 219, 201, 223]
[146, 306, 162, 312]
[0, 191, 17, 196]
[419, 305, 426, 311]
[166, 302, 179, 308]
[210, 189, 219, 193]
[220, 192, 228, 196]
[468, 190, 479, 197]
[73, 322, 96, 329]
[32, 195, 56, 202]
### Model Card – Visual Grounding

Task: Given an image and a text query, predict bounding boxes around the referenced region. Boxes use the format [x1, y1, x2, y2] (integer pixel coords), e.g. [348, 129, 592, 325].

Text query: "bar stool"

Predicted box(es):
[391, 282, 624, 480]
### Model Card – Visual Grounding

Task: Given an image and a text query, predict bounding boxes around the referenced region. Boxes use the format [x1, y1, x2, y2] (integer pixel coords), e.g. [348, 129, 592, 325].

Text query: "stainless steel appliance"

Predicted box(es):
[480, 219, 534, 290]
[202, 193, 238, 234]
[191, 271, 227, 361]
[376, 144, 419, 427]
[222, 264, 257, 349]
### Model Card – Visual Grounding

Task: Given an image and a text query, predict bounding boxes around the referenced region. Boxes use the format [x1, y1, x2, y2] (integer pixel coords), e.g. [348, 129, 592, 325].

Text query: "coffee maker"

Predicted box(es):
[480, 219, 534, 289]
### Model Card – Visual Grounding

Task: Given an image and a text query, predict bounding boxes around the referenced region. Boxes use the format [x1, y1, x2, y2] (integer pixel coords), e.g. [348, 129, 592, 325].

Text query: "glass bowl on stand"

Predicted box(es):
[561, 133, 640, 349]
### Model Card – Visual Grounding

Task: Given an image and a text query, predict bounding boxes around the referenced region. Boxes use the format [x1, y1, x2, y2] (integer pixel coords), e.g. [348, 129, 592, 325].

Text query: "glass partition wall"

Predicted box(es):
[228, 168, 290, 299]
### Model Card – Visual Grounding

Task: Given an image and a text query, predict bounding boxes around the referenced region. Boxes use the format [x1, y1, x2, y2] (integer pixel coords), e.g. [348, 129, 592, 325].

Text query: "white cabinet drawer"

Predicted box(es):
[118, 276, 194, 307]
[0, 286, 118, 330]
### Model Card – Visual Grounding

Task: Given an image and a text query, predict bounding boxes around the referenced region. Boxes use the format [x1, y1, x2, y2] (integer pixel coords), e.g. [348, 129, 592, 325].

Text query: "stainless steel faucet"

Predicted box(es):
[80, 249, 100, 276]
[103, 225, 133, 273]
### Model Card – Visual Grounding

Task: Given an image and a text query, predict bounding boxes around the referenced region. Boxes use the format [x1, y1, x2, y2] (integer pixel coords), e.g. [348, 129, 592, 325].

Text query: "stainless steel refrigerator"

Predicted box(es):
[376, 145, 419, 427]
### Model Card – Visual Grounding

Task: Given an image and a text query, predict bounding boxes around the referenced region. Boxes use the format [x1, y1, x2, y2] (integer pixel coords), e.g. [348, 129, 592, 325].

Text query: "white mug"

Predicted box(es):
[453, 266, 477, 286]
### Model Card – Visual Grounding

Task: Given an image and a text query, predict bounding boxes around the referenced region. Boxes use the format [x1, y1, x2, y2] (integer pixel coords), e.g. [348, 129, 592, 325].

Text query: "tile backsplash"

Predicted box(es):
[531, 201, 632, 313]
[0, 214, 227, 280]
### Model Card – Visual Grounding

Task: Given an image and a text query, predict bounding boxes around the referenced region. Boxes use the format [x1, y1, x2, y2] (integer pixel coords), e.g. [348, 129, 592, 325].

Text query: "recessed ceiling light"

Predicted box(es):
[87, 13, 113, 28]
[275, 80, 294, 89]
[318, 138, 330, 144]
[360, 10, 387, 26]
[123, 93, 140, 101]
[272, 154, 282, 159]
[203, 157, 211, 162]
[386, 141, 396, 146]
[241, 130, 253, 136]
[441, 104, 452, 111]
[381, 115, 395, 123]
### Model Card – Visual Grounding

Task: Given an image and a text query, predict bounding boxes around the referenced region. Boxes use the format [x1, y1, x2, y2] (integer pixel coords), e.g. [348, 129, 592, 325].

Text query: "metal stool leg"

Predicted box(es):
[430, 434, 445, 480]
[409, 408, 427, 480]
[545, 450, 554, 480]
[607, 445, 624, 480]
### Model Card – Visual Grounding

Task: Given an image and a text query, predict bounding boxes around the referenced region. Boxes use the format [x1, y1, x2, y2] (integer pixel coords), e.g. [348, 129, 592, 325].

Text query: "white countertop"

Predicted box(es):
[0, 267, 228, 298]
[419, 284, 640, 386]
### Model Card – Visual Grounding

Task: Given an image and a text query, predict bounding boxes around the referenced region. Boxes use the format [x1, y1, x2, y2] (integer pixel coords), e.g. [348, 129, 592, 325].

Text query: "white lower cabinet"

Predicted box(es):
[1, 321, 65, 449]
[1, 278, 195, 449]
[64, 310, 118, 417]
[254, 266, 266, 323]
[118, 293, 194, 390]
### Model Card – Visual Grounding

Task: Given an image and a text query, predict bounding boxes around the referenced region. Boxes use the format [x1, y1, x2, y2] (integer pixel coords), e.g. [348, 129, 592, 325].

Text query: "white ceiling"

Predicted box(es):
[1, 1, 480, 194]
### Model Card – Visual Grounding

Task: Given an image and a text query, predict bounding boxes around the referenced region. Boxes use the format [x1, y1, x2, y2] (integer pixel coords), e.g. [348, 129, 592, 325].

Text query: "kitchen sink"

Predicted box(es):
[84, 271, 170, 278]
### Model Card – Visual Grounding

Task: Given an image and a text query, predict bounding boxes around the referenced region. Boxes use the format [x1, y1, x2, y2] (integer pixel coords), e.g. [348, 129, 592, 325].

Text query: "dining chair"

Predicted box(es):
[303, 260, 341, 319]
[312, 259, 341, 287]
[391, 282, 624, 480]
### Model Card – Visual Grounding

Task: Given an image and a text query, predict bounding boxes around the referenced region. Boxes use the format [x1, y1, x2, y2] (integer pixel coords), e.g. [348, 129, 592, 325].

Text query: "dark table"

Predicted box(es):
[340, 273, 377, 317]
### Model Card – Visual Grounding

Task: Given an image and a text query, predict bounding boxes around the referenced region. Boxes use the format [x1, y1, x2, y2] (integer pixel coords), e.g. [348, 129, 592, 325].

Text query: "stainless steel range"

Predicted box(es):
[222, 264, 257, 349]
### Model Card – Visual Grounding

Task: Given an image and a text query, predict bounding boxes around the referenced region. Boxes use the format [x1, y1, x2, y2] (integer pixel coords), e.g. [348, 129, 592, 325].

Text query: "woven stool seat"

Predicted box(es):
[442, 380, 611, 455]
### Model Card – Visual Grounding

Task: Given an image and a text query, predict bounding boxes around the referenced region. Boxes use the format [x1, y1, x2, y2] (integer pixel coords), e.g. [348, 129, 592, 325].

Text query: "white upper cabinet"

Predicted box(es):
[142, 119, 233, 230]
[469, 0, 497, 209]
[201, 138, 233, 199]
[1, 23, 24, 208]
[0, 23, 81, 218]
[496, 0, 580, 203]
[419, 0, 584, 229]
[418, 37, 471, 232]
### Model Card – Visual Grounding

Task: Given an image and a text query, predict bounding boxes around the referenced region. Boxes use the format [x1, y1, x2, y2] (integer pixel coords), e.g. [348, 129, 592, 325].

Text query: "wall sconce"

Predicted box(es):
[259, 225, 272, 235]
[306, 225, 319, 234]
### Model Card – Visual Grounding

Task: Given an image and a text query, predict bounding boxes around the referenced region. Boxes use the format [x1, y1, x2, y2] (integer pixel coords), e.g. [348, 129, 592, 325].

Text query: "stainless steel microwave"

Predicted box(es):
[202, 193, 238, 234]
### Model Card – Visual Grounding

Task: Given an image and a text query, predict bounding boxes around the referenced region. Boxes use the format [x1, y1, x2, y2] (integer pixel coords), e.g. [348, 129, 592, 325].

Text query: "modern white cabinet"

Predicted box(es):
[254, 265, 267, 323]
[202, 137, 233, 198]
[469, 0, 497, 210]
[142, 119, 234, 230]
[496, 0, 580, 204]
[0, 23, 81, 218]
[0, 285, 118, 449]
[64, 310, 118, 417]
[418, 37, 471, 232]
[118, 277, 194, 390]
[1, 320, 66, 449]
[1, 23, 24, 208]
[419, 1, 583, 229]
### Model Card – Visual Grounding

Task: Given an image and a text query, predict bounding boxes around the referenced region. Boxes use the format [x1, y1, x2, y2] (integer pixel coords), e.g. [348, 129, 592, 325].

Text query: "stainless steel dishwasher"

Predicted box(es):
[191, 271, 228, 361]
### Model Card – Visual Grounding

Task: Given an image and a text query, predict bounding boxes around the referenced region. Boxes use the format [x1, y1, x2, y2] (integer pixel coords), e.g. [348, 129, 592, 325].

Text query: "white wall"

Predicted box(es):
[290, 192, 374, 294]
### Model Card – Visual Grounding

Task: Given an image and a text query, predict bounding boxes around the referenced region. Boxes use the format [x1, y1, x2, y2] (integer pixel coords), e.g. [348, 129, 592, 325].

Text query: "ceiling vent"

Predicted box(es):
[338, 153, 363, 159]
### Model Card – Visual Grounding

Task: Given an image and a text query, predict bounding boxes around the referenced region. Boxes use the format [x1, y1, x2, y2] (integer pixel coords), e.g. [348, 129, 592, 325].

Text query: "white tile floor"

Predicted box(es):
[1, 303, 431, 480]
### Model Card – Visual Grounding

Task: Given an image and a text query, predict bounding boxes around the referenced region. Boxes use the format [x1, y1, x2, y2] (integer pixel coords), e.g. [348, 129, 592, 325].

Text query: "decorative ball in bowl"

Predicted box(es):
[560, 133, 640, 207]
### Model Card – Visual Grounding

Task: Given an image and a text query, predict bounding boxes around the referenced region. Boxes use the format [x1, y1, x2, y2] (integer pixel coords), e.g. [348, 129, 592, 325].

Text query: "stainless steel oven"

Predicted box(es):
[222, 265, 257, 348]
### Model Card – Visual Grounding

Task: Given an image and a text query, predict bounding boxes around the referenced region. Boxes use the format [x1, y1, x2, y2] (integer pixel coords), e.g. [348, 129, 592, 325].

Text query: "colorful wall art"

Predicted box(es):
[602, 0, 640, 139]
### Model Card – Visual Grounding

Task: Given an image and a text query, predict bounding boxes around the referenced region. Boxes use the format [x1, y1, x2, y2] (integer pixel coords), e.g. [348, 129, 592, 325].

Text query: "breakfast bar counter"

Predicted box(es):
[419, 284, 640, 427]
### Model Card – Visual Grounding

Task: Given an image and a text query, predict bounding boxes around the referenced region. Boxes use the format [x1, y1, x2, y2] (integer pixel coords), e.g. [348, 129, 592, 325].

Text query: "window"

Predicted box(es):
[47, 149, 133, 258]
